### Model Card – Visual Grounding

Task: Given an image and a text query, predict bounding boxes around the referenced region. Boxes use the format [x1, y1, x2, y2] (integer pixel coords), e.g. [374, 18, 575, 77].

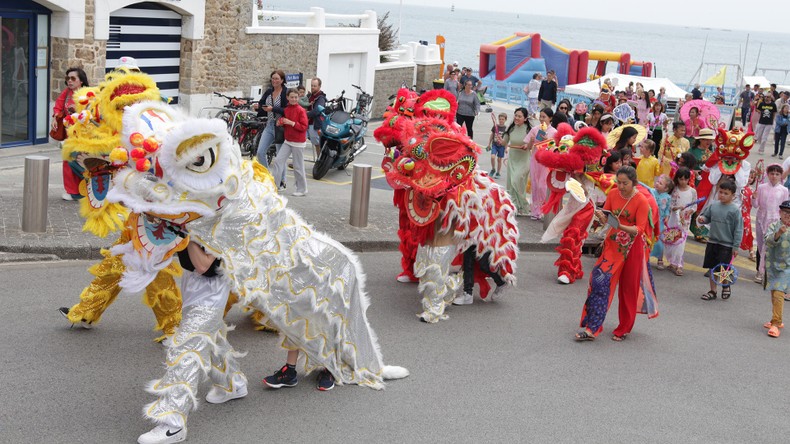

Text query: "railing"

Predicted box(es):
[251, 5, 377, 29]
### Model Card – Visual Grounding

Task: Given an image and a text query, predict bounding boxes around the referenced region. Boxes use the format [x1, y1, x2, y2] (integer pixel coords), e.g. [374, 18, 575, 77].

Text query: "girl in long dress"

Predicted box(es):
[504, 107, 532, 216]
[524, 108, 557, 220]
[664, 168, 698, 276]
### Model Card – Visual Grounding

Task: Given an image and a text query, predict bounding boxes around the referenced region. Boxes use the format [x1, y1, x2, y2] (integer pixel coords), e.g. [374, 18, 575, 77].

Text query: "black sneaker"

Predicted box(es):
[317, 369, 335, 391]
[279, 181, 287, 190]
[58, 307, 69, 318]
[262, 365, 297, 388]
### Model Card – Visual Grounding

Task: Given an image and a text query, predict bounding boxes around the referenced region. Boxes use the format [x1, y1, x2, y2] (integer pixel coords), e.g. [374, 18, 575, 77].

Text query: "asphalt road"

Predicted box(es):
[1, 251, 787, 444]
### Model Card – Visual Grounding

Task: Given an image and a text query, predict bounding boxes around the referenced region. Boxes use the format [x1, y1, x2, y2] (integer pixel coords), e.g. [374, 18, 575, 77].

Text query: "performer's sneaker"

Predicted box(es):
[137, 424, 186, 444]
[557, 275, 571, 285]
[452, 292, 473, 305]
[57, 307, 92, 329]
[263, 365, 298, 388]
[205, 381, 248, 404]
[396, 272, 417, 283]
[317, 369, 335, 391]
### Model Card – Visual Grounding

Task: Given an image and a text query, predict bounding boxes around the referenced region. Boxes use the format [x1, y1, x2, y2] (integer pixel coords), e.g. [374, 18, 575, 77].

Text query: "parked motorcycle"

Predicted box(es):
[312, 85, 372, 180]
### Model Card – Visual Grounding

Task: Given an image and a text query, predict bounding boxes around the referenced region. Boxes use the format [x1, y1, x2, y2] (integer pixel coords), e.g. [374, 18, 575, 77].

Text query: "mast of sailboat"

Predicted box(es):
[741, 33, 749, 88]
[687, 34, 708, 87]
[752, 42, 762, 75]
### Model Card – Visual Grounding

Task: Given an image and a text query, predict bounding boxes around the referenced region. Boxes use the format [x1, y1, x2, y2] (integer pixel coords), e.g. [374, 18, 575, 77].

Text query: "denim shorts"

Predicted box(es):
[490, 143, 505, 158]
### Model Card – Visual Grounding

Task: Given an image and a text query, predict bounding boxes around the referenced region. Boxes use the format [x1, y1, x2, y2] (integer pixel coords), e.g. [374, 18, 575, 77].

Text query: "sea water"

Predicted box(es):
[266, 0, 790, 87]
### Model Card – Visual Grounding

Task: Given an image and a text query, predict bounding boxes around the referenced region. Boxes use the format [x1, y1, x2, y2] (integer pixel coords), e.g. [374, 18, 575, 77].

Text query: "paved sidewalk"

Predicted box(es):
[0, 106, 551, 261]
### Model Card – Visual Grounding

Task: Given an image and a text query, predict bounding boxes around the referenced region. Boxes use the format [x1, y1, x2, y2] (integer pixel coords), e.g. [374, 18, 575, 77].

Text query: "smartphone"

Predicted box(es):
[601, 210, 620, 229]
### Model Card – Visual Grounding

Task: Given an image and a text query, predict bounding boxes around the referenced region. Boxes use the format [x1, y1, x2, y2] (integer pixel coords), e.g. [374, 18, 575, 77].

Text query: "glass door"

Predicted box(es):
[0, 14, 33, 146]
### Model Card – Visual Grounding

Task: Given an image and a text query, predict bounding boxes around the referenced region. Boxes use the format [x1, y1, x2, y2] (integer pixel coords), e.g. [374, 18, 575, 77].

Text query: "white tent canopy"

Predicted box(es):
[563, 74, 688, 100]
[742, 75, 772, 89]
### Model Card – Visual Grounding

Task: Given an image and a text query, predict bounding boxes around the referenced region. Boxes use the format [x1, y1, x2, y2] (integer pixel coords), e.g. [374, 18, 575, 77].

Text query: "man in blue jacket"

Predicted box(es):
[306, 77, 327, 159]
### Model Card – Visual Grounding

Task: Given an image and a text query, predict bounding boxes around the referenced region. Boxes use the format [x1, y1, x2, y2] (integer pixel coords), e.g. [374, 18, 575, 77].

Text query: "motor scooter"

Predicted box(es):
[312, 85, 372, 180]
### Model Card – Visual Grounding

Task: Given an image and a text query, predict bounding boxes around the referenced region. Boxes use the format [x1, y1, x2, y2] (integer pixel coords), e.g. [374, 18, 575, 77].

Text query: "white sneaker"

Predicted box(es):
[754, 274, 763, 284]
[205, 381, 248, 404]
[557, 275, 571, 284]
[292, 191, 307, 197]
[61, 193, 74, 201]
[452, 292, 473, 306]
[138, 424, 186, 444]
[396, 274, 414, 283]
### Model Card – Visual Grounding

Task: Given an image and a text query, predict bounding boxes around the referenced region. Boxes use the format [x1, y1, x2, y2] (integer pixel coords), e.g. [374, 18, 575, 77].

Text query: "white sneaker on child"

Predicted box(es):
[452, 292, 473, 305]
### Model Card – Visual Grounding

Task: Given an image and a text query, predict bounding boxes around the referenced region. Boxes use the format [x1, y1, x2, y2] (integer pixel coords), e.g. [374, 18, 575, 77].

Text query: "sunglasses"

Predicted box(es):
[558, 106, 568, 110]
[66, 75, 79, 81]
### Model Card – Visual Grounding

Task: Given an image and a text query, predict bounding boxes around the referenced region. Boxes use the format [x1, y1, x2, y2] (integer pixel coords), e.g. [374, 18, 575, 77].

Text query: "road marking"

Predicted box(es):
[311, 173, 386, 186]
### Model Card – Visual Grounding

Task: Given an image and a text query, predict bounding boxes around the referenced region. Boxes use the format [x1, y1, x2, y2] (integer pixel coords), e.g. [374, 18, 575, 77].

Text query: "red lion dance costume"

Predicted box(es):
[374, 89, 519, 323]
[695, 127, 753, 216]
[535, 123, 607, 285]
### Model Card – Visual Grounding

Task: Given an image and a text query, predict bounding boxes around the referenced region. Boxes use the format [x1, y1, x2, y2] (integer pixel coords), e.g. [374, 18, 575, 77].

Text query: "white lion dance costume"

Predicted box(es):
[373, 89, 520, 323]
[535, 123, 607, 285]
[106, 101, 408, 440]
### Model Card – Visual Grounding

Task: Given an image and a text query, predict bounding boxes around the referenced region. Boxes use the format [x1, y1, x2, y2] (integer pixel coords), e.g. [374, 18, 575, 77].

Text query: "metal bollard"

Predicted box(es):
[22, 155, 50, 233]
[349, 163, 372, 227]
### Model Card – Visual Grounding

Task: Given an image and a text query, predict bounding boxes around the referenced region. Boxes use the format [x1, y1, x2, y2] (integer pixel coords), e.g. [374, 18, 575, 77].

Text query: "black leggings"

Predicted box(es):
[651, 129, 663, 156]
[462, 246, 505, 294]
[456, 114, 475, 139]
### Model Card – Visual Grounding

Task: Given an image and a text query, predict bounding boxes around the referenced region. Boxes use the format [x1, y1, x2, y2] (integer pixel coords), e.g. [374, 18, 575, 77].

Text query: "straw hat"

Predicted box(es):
[695, 128, 715, 140]
[606, 124, 647, 149]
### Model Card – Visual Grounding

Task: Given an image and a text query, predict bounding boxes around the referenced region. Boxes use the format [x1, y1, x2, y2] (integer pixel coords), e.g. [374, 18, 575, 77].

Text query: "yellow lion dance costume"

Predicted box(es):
[58, 68, 183, 340]
[59, 68, 276, 340]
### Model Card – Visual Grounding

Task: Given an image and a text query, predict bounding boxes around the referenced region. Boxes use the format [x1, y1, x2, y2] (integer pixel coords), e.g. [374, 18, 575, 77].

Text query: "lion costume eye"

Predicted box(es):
[186, 146, 216, 173]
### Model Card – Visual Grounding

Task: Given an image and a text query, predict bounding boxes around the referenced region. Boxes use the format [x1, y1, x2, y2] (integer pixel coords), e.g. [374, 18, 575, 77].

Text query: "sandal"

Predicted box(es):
[701, 290, 717, 301]
[763, 322, 785, 329]
[721, 286, 731, 300]
[673, 267, 683, 276]
[768, 326, 781, 338]
[656, 261, 666, 270]
[574, 330, 595, 341]
[611, 334, 627, 342]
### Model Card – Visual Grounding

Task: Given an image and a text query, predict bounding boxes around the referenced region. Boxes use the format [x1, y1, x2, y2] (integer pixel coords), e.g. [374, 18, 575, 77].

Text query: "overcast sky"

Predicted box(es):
[365, 0, 790, 33]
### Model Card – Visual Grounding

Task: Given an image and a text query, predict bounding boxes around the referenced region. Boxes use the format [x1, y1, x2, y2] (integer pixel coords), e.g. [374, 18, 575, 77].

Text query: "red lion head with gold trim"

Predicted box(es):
[713, 127, 753, 175]
[374, 89, 477, 226]
[534, 123, 607, 213]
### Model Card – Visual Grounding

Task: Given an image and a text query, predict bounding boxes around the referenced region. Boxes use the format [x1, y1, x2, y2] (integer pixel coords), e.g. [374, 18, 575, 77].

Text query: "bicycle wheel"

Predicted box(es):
[215, 109, 234, 129]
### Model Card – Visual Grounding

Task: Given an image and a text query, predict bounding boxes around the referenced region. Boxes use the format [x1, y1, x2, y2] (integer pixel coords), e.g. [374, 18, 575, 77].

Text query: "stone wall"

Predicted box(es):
[415, 63, 443, 94]
[372, 66, 414, 118]
[181, 0, 319, 98]
[50, 0, 105, 102]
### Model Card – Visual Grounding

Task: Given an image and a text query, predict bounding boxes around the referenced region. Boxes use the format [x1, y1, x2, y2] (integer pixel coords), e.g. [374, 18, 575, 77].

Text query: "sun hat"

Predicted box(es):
[117, 56, 140, 71]
[606, 123, 647, 149]
[695, 128, 715, 140]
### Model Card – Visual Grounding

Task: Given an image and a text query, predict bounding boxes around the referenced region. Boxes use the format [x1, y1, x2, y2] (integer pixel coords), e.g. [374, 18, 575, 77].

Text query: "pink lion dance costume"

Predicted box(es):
[535, 123, 607, 285]
[374, 89, 520, 323]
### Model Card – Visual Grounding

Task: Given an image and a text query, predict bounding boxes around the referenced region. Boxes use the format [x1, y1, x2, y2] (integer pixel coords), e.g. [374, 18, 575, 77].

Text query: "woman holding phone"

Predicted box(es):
[575, 166, 658, 342]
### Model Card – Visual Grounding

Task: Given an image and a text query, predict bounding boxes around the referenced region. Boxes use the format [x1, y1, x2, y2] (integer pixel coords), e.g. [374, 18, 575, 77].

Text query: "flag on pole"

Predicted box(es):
[703, 66, 727, 86]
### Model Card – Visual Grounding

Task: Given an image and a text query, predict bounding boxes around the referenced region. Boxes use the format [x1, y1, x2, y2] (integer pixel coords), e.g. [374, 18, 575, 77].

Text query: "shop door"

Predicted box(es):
[0, 13, 34, 146]
[106, 2, 181, 103]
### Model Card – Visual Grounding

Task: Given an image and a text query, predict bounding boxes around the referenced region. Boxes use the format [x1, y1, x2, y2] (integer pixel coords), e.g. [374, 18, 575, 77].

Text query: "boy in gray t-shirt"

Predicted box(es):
[698, 179, 743, 300]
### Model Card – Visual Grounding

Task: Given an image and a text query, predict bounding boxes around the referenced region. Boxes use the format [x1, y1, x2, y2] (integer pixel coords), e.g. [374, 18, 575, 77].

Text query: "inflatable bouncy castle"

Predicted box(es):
[479, 33, 654, 87]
